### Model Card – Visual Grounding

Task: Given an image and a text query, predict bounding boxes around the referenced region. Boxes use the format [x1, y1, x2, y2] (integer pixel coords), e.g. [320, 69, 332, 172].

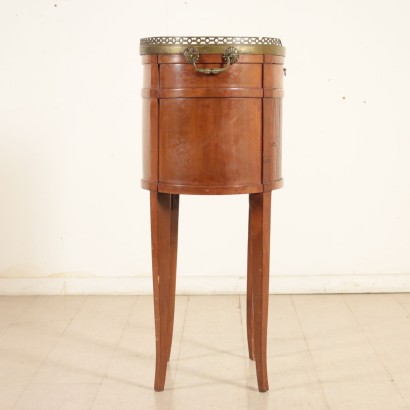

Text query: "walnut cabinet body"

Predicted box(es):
[140, 37, 285, 392]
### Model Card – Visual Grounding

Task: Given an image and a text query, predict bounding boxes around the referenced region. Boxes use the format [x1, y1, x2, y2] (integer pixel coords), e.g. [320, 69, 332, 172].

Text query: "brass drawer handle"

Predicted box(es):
[183, 47, 240, 75]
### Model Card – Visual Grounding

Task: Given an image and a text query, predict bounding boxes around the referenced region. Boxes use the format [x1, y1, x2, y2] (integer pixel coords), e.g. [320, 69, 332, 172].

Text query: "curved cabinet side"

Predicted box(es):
[262, 58, 284, 191]
[141, 55, 159, 191]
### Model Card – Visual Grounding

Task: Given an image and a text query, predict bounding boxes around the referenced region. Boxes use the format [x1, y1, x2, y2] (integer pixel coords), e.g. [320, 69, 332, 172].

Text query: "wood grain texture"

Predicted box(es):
[143, 64, 159, 89]
[160, 63, 262, 89]
[263, 89, 284, 98]
[141, 60, 159, 190]
[247, 202, 255, 361]
[157, 183, 263, 195]
[141, 54, 158, 64]
[140, 53, 284, 195]
[263, 64, 284, 90]
[141, 98, 158, 188]
[150, 192, 179, 391]
[158, 88, 263, 98]
[247, 192, 272, 392]
[263, 55, 285, 64]
[167, 194, 179, 362]
[158, 98, 262, 190]
[262, 98, 282, 185]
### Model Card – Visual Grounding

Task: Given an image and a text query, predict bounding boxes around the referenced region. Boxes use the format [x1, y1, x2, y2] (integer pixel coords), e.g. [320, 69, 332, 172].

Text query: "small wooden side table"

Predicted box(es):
[139, 36, 285, 392]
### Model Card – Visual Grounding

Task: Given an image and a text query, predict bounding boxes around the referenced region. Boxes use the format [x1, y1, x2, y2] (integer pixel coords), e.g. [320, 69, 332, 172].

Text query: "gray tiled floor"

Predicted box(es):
[1, 294, 410, 409]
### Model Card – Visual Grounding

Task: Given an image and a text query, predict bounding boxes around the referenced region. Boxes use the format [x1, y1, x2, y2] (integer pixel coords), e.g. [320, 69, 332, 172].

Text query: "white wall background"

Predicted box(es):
[1, 0, 410, 295]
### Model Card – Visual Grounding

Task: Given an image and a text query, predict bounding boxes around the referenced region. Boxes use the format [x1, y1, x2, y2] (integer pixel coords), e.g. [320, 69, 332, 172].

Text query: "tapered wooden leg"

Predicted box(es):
[247, 204, 255, 361]
[150, 192, 179, 392]
[167, 194, 179, 362]
[248, 192, 271, 392]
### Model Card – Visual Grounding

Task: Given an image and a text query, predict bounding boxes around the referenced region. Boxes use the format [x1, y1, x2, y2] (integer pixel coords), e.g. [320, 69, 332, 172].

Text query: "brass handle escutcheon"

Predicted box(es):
[183, 47, 240, 75]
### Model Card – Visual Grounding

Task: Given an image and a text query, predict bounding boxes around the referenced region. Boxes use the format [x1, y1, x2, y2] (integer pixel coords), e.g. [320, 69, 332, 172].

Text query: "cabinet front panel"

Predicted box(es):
[159, 98, 262, 188]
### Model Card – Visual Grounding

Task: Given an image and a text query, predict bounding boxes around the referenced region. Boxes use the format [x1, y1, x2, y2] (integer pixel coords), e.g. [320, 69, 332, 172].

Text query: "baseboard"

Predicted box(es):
[1, 274, 410, 295]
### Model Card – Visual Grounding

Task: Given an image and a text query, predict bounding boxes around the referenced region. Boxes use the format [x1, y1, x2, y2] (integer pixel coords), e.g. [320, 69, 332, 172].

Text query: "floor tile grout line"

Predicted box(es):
[170, 295, 190, 388]
[12, 296, 39, 323]
[0, 296, 39, 342]
[238, 294, 254, 404]
[290, 295, 332, 410]
[12, 295, 89, 409]
[238, 294, 249, 370]
[89, 295, 139, 410]
[342, 294, 410, 409]
[6, 294, 410, 409]
[393, 293, 410, 318]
